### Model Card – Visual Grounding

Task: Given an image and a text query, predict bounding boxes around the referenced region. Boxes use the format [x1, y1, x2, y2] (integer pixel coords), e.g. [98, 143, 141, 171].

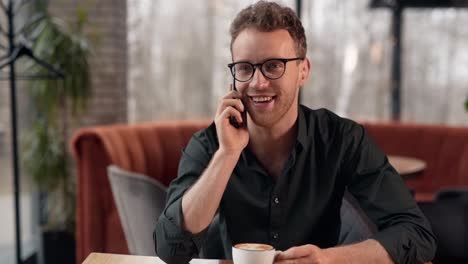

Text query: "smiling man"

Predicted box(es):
[155, 1, 436, 263]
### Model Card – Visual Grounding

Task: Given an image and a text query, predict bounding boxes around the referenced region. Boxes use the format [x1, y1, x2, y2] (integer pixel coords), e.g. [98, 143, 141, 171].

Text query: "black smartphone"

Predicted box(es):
[229, 78, 245, 128]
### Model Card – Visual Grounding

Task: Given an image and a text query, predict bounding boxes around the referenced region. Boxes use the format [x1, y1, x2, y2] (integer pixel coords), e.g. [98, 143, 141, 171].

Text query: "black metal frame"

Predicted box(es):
[0, 1, 63, 264]
[370, 0, 468, 120]
[296, 0, 302, 102]
[370, 0, 468, 8]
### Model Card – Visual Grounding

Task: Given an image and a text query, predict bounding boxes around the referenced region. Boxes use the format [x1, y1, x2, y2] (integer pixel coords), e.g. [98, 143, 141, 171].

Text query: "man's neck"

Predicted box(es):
[247, 106, 299, 178]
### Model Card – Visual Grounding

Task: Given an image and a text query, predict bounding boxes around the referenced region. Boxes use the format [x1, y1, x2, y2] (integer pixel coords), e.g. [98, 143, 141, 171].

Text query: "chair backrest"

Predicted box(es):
[338, 191, 377, 245]
[419, 188, 468, 262]
[108, 165, 167, 256]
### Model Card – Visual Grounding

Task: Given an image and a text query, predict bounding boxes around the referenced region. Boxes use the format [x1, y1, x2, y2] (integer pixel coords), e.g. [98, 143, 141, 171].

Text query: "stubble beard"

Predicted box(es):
[247, 87, 299, 128]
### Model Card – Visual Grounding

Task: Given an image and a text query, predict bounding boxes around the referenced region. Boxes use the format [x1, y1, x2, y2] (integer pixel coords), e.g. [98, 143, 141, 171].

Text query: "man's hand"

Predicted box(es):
[275, 244, 332, 264]
[275, 240, 394, 264]
[215, 88, 249, 154]
[181, 87, 249, 234]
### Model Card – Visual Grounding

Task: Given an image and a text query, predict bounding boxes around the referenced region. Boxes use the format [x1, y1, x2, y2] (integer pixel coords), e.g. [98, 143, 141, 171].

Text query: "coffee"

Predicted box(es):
[234, 243, 274, 251]
[232, 243, 276, 264]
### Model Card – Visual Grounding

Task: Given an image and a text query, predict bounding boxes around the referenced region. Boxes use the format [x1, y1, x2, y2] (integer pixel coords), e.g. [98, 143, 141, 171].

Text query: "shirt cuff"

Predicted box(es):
[156, 198, 207, 258]
[372, 226, 423, 264]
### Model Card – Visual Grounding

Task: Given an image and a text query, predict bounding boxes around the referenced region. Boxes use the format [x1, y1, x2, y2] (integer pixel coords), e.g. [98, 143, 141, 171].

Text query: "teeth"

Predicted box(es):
[251, 96, 273, 103]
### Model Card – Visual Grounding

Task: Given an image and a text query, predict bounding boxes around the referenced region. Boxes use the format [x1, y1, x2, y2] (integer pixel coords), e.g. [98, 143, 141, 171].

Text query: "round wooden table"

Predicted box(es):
[388, 155, 427, 178]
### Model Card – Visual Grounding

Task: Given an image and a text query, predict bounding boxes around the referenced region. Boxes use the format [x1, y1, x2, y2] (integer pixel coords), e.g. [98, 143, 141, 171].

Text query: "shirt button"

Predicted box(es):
[273, 197, 280, 204]
[271, 232, 279, 239]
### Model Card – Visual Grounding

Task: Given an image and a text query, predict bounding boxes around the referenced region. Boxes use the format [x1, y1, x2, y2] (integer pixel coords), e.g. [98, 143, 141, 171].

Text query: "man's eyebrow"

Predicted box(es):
[232, 57, 288, 64]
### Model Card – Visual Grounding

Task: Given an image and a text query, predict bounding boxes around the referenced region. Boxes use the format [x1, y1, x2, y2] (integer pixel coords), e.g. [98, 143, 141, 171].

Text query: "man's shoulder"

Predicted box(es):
[301, 105, 357, 126]
[192, 121, 216, 138]
[179, 122, 218, 166]
[190, 121, 219, 152]
[300, 105, 362, 138]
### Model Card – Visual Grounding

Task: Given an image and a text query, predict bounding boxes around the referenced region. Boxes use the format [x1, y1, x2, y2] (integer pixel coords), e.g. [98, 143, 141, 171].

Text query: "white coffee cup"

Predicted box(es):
[232, 243, 276, 264]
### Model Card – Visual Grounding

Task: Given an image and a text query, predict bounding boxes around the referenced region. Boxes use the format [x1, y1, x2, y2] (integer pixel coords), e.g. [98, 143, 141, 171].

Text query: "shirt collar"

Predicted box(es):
[240, 104, 309, 163]
[296, 104, 309, 150]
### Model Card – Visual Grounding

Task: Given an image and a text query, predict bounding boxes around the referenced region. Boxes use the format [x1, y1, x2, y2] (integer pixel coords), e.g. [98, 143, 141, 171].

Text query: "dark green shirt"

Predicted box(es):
[155, 105, 436, 264]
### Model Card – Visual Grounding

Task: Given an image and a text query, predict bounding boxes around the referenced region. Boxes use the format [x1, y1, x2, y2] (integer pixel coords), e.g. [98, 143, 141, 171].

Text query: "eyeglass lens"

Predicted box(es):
[233, 59, 285, 81]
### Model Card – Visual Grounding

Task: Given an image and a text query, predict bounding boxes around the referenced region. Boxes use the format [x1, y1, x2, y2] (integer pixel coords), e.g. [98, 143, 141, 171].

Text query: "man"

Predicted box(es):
[155, 1, 436, 263]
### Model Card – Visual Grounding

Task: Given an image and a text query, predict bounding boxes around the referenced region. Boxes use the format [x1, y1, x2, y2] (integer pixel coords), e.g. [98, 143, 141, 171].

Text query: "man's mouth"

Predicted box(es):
[249, 96, 275, 103]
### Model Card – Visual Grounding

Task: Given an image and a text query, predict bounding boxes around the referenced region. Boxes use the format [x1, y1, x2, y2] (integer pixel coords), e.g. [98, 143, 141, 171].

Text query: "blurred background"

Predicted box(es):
[1, 0, 467, 263]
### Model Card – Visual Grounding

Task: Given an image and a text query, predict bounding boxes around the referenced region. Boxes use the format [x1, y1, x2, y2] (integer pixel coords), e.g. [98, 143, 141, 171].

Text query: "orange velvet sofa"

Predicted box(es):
[71, 120, 468, 263]
[71, 120, 210, 263]
[362, 122, 468, 202]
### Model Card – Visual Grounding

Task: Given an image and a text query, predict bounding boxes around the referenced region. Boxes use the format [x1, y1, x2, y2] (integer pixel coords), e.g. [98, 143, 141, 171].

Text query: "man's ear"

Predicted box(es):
[298, 57, 311, 87]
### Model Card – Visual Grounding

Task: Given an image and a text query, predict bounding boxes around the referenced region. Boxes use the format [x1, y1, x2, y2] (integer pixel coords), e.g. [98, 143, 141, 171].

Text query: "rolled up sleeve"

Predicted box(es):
[154, 131, 215, 261]
[343, 124, 437, 263]
[155, 198, 207, 258]
[372, 213, 437, 264]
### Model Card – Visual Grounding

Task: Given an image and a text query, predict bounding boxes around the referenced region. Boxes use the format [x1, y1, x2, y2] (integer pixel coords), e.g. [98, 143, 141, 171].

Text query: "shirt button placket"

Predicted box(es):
[271, 231, 279, 240]
[274, 197, 280, 205]
[270, 194, 281, 247]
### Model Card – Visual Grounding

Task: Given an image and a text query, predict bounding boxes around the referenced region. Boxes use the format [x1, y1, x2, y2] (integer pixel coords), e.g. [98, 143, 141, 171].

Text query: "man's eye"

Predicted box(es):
[265, 61, 283, 71]
[237, 64, 251, 72]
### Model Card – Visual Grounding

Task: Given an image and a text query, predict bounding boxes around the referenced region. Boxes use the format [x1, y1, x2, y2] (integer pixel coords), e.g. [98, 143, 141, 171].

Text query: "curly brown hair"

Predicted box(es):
[230, 1, 307, 58]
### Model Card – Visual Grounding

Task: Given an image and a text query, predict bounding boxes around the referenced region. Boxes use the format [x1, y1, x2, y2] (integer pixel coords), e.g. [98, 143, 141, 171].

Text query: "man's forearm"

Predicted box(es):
[325, 239, 394, 264]
[181, 148, 240, 234]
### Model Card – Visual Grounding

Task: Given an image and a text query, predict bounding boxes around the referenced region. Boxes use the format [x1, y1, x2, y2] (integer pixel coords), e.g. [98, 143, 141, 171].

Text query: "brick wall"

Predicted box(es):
[49, 0, 128, 128]
[0, 0, 127, 193]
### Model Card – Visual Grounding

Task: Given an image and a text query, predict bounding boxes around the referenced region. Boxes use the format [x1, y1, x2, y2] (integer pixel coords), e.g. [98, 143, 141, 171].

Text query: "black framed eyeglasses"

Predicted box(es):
[228, 57, 304, 82]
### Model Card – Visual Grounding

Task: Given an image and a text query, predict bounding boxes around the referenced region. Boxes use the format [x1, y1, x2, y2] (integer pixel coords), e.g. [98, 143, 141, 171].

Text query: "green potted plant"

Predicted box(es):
[21, 2, 94, 263]
[465, 96, 468, 112]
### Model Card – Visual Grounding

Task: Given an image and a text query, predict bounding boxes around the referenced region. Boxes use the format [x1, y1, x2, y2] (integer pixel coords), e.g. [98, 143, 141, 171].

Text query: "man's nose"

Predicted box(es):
[249, 68, 269, 89]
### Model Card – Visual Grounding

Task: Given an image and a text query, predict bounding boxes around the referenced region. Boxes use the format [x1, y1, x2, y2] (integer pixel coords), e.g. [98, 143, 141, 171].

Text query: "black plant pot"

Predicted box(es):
[42, 230, 75, 264]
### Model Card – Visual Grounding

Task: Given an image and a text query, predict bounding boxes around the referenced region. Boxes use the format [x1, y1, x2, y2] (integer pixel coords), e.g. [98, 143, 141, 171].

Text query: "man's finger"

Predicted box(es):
[222, 90, 242, 100]
[274, 256, 312, 264]
[276, 245, 318, 260]
[220, 106, 243, 124]
[216, 99, 244, 117]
